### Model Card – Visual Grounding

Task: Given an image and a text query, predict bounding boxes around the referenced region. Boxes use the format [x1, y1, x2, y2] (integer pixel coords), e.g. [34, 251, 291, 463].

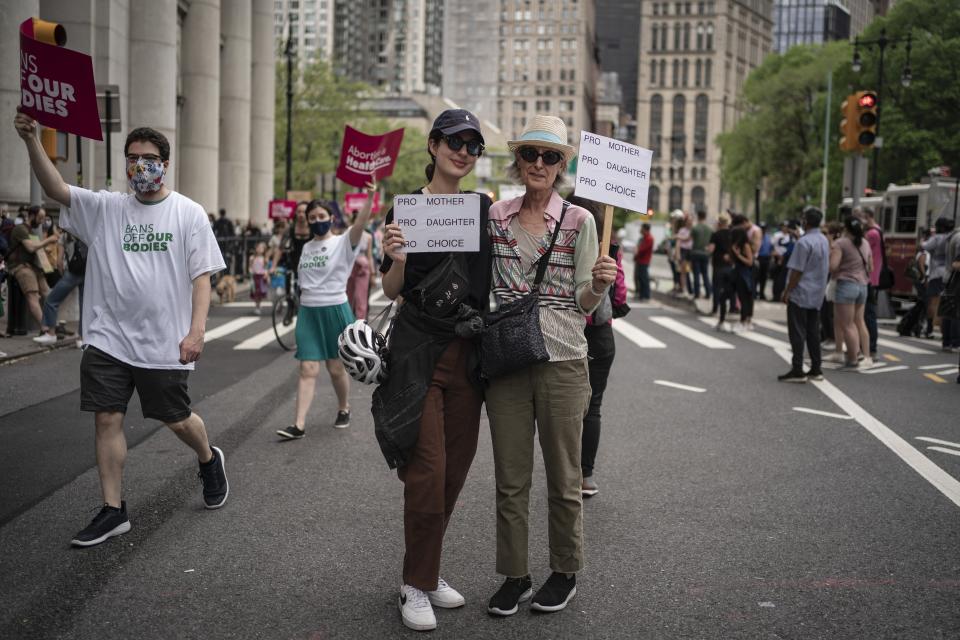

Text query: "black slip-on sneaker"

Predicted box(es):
[198, 446, 229, 509]
[488, 575, 533, 616]
[71, 502, 130, 547]
[530, 572, 577, 613]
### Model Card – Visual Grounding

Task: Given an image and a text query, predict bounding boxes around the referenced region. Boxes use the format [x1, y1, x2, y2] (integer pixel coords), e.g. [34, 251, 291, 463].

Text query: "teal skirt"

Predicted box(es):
[295, 302, 355, 361]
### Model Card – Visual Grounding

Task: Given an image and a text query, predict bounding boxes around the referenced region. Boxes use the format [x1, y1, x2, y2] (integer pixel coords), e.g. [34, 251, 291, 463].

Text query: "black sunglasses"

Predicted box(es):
[442, 134, 484, 157]
[518, 146, 564, 166]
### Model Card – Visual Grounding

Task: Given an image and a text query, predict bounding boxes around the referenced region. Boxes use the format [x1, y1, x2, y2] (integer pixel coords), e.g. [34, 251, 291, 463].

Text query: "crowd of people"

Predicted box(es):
[653, 202, 960, 382]
[9, 107, 632, 633]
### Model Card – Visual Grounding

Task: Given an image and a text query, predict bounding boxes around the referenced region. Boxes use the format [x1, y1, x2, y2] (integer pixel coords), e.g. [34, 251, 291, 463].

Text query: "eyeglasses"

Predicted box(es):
[442, 134, 484, 157]
[518, 146, 564, 166]
[125, 154, 162, 163]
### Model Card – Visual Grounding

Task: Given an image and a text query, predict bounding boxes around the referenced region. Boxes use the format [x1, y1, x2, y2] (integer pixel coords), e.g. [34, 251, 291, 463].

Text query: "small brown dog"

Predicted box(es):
[215, 274, 237, 304]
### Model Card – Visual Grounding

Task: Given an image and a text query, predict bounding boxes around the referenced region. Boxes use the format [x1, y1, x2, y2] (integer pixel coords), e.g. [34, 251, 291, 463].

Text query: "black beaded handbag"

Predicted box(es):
[481, 202, 568, 380]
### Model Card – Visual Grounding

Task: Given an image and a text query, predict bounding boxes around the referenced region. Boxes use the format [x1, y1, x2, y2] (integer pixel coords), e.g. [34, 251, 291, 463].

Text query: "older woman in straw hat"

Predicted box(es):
[485, 115, 617, 617]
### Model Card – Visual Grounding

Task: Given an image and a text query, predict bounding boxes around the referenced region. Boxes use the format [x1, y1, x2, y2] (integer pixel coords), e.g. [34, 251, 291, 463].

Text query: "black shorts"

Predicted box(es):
[80, 346, 192, 423]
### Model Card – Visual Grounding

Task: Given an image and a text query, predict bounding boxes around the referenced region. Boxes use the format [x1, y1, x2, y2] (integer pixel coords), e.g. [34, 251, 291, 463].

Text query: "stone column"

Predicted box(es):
[179, 0, 220, 212]
[218, 0, 251, 223]
[0, 1, 40, 204]
[248, 0, 275, 227]
[128, 0, 178, 189]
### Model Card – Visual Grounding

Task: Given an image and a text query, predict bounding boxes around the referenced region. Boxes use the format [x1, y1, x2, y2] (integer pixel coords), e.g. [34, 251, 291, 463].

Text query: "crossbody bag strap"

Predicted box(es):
[533, 201, 569, 288]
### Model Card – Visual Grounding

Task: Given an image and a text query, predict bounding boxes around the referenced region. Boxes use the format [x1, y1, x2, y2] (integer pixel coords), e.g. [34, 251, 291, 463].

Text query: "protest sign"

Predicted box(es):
[19, 18, 102, 140]
[344, 192, 381, 215]
[268, 199, 297, 220]
[574, 131, 653, 253]
[336, 126, 405, 188]
[393, 193, 481, 253]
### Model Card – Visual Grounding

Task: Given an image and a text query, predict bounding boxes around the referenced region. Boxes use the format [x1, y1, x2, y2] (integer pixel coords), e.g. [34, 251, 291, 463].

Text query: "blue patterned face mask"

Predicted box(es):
[127, 158, 165, 194]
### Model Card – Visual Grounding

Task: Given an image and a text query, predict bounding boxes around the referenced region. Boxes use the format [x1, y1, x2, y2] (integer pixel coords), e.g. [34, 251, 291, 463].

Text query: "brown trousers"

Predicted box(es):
[397, 338, 482, 590]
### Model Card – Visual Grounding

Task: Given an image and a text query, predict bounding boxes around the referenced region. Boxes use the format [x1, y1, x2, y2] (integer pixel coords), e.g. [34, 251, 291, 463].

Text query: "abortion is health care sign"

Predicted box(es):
[336, 126, 405, 188]
[19, 19, 102, 140]
[574, 131, 652, 214]
[393, 193, 481, 253]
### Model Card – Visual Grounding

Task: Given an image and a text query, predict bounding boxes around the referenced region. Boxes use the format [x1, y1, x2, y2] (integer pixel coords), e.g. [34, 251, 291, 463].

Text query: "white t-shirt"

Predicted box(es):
[297, 233, 360, 307]
[62, 186, 226, 370]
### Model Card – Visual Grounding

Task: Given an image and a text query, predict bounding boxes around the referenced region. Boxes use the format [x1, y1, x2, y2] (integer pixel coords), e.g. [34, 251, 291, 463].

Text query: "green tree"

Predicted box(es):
[717, 0, 960, 221]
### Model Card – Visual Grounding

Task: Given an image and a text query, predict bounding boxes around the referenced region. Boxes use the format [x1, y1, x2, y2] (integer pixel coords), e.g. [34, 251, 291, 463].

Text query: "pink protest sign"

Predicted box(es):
[19, 18, 102, 140]
[268, 199, 297, 220]
[336, 126, 405, 188]
[344, 192, 381, 215]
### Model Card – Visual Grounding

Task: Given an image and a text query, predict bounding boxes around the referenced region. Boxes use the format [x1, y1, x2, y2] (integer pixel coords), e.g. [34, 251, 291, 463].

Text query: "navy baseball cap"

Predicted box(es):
[431, 109, 485, 144]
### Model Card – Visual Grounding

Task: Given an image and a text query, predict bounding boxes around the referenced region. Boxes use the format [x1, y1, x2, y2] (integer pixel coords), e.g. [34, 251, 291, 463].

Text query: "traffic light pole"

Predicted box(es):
[871, 36, 885, 191]
[284, 15, 294, 197]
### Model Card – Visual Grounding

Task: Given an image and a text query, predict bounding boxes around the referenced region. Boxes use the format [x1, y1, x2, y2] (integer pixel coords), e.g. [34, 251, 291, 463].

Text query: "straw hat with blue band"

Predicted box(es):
[507, 114, 577, 163]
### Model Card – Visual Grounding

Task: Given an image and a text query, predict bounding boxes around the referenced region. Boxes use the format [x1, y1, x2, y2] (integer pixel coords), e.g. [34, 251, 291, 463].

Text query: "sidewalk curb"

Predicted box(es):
[0, 336, 80, 366]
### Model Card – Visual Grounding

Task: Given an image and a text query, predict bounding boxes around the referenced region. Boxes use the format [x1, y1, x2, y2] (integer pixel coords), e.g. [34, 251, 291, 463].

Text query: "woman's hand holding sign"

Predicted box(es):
[383, 224, 407, 265]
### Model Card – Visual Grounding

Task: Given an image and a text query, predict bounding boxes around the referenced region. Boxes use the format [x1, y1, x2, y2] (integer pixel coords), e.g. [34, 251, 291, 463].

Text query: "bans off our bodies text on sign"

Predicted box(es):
[393, 193, 481, 253]
[574, 131, 653, 213]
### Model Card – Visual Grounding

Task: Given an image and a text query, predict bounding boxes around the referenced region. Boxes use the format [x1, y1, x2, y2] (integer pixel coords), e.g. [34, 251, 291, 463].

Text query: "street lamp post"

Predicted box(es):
[284, 14, 295, 197]
[851, 28, 912, 190]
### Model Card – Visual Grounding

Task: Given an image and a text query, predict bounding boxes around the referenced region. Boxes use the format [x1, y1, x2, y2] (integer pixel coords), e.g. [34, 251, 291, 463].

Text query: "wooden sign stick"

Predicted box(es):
[600, 203, 615, 257]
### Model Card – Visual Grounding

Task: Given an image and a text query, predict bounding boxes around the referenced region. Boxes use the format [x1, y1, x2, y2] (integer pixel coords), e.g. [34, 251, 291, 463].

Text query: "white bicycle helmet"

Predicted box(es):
[338, 320, 387, 385]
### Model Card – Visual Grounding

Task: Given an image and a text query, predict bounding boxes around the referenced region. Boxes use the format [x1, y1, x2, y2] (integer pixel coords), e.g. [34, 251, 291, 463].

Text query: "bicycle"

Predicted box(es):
[271, 268, 299, 351]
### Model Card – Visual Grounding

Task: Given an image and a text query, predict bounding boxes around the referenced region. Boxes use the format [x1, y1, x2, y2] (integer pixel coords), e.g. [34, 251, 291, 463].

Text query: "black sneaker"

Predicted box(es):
[777, 370, 808, 383]
[530, 572, 577, 613]
[487, 575, 533, 616]
[277, 425, 305, 439]
[806, 370, 824, 381]
[198, 446, 229, 509]
[334, 410, 350, 429]
[71, 502, 131, 547]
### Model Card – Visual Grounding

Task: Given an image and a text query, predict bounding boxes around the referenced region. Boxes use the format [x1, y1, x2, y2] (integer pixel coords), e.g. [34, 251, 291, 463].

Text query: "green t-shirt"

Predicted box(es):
[6, 224, 32, 270]
[691, 223, 713, 253]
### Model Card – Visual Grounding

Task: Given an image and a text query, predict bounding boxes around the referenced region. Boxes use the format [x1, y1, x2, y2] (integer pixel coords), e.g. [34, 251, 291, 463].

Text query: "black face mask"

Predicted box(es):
[310, 220, 332, 237]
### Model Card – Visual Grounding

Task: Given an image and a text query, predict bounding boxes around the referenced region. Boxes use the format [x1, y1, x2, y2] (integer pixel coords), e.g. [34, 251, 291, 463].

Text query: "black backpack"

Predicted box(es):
[67, 239, 87, 276]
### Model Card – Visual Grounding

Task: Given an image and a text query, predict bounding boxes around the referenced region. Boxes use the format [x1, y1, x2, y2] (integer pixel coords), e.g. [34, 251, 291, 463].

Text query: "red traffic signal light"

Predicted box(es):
[858, 93, 876, 109]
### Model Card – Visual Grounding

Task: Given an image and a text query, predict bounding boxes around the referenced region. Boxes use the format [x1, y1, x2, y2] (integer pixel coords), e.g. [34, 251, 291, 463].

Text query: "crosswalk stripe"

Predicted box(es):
[875, 337, 935, 355]
[756, 319, 936, 355]
[860, 365, 910, 375]
[916, 436, 960, 449]
[235, 320, 296, 350]
[204, 317, 260, 342]
[694, 317, 792, 350]
[937, 367, 959, 376]
[612, 319, 667, 348]
[919, 363, 958, 370]
[649, 316, 734, 349]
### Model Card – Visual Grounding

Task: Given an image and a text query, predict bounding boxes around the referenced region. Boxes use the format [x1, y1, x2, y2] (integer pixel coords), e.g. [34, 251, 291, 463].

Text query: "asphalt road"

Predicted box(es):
[1, 294, 958, 639]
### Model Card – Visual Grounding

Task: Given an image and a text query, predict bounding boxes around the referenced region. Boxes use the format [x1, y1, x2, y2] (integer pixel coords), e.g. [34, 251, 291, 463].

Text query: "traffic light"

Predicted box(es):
[839, 90, 878, 153]
[855, 91, 878, 149]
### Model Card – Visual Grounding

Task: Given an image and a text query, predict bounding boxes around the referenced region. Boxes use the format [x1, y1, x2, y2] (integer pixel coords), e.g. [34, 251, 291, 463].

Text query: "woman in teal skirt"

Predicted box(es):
[276, 182, 376, 439]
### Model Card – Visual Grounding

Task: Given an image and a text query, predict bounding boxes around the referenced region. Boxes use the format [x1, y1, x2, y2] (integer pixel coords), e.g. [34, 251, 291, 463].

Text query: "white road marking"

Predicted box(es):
[222, 301, 257, 308]
[919, 363, 959, 370]
[937, 368, 959, 376]
[927, 447, 960, 458]
[653, 380, 706, 393]
[234, 319, 296, 350]
[650, 316, 734, 349]
[792, 407, 854, 420]
[915, 436, 960, 449]
[774, 350, 960, 508]
[859, 365, 910, 375]
[877, 328, 899, 337]
[612, 319, 667, 348]
[204, 317, 260, 342]
[752, 319, 787, 334]
[875, 338, 935, 355]
[696, 318, 792, 350]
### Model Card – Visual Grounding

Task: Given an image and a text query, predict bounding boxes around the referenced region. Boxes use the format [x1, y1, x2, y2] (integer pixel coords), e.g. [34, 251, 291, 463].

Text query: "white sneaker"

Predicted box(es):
[732, 322, 746, 333]
[427, 577, 465, 609]
[252, 307, 261, 316]
[399, 584, 437, 631]
[33, 333, 57, 345]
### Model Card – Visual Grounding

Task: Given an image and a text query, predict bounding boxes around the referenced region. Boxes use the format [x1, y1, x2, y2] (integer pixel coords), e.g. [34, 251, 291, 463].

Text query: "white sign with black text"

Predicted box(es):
[574, 131, 653, 213]
[394, 193, 481, 253]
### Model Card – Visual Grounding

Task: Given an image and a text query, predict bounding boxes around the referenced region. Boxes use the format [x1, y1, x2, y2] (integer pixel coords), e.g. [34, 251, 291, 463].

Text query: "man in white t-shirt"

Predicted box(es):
[14, 110, 228, 548]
